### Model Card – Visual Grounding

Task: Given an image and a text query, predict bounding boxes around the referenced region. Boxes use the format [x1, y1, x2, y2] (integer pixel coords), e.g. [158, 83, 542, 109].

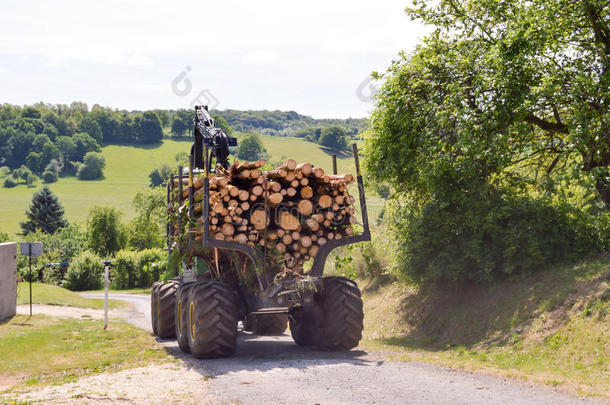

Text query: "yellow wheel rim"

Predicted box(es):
[177, 299, 182, 336]
[189, 301, 196, 341]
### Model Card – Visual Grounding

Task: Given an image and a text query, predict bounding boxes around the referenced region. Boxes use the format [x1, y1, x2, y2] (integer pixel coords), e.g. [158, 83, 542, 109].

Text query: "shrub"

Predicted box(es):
[111, 250, 139, 289]
[63, 251, 104, 291]
[3, 176, 17, 188]
[77, 152, 105, 180]
[42, 170, 57, 183]
[389, 193, 606, 285]
[137, 249, 166, 286]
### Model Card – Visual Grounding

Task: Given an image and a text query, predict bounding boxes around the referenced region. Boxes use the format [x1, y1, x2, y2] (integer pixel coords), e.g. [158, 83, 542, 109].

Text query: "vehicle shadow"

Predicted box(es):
[156, 326, 373, 379]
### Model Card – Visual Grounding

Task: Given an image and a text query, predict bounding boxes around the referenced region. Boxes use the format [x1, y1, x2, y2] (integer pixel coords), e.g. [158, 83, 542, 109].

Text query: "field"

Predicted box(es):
[17, 283, 126, 310]
[0, 315, 167, 389]
[0, 135, 370, 236]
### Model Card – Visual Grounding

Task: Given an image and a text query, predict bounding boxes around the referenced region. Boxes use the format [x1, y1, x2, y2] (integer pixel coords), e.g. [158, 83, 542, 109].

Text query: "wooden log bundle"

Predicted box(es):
[169, 159, 357, 271]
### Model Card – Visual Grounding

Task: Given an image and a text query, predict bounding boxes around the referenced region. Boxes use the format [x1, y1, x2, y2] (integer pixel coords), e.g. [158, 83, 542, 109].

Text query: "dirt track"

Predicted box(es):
[7, 293, 602, 404]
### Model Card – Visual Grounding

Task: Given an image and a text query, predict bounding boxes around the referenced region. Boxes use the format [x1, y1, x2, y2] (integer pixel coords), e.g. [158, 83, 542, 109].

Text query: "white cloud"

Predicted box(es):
[0, 0, 429, 118]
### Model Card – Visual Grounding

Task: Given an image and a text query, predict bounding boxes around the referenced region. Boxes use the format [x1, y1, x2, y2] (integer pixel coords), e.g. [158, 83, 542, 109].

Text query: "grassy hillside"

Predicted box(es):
[360, 256, 610, 397]
[0, 136, 372, 236]
[17, 283, 125, 309]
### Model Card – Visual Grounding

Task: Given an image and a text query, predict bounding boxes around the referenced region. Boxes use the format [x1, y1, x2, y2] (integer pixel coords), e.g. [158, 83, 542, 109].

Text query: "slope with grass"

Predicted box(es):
[1, 136, 375, 236]
[0, 315, 167, 390]
[17, 283, 125, 310]
[360, 256, 610, 398]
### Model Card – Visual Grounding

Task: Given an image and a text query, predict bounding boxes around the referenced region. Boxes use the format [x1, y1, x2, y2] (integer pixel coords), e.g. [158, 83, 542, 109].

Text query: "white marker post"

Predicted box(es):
[104, 261, 110, 330]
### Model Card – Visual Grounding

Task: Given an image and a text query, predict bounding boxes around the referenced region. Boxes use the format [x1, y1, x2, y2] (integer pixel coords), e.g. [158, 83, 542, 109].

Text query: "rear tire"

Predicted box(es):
[245, 314, 288, 335]
[316, 277, 363, 350]
[151, 282, 161, 335]
[175, 282, 195, 353]
[187, 282, 238, 358]
[289, 305, 323, 346]
[156, 281, 178, 339]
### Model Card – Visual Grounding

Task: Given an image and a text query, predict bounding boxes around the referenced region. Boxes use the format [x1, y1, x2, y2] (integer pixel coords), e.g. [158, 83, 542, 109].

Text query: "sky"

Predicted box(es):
[0, 1, 429, 118]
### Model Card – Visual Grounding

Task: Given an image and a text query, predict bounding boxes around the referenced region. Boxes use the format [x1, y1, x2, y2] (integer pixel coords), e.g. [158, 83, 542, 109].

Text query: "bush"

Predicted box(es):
[389, 193, 606, 285]
[3, 176, 17, 188]
[42, 170, 57, 183]
[138, 249, 166, 287]
[111, 249, 166, 289]
[77, 152, 105, 180]
[63, 251, 104, 291]
[87, 206, 127, 257]
[111, 250, 139, 289]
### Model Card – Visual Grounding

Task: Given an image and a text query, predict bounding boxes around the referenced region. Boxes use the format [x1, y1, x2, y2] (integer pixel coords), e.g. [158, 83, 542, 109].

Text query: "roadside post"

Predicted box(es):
[103, 260, 111, 330]
[20, 242, 42, 317]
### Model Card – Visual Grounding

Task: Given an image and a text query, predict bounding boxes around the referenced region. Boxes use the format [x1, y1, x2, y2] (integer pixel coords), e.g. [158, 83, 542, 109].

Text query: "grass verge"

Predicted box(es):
[359, 256, 610, 398]
[80, 287, 151, 295]
[0, 315, 168, 391]
[17, 283, 126, 310]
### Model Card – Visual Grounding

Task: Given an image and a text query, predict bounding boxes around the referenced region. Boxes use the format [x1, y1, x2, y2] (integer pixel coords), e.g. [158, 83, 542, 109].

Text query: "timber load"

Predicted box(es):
[168, 159, 357, 271]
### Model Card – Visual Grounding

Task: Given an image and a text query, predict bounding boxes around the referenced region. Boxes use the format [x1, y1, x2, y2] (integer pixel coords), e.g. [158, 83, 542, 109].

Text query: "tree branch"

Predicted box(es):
[583, 0, 610, 58]
[525, 114, 569, 134]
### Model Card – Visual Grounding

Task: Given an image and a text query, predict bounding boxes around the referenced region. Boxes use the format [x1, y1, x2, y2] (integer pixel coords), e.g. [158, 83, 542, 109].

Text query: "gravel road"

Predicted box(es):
[76, 292, 601, 405]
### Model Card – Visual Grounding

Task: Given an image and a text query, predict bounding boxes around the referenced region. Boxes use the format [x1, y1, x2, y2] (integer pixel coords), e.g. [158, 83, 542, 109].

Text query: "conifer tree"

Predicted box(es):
[20, 186, 68, 235]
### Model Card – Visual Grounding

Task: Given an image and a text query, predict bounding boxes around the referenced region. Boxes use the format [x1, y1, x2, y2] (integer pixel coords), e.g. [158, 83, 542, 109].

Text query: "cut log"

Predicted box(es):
[278, 211, 299, 230]
[221, 223, 235, 236]
[313, 167, 325, 178]
[250, 209, 269, 230]
[280, 159, 297, 171]
[296, 163, 313, 176]
[286, 187, 297, 197]
[297, 199, 314, 216]
[300, 186, 313, 199]
[235, 233, 248, 244]
[300, 236, 312, 248]
[268, 192, 283, 206]
[317, 194, 332, 208]
[238, 190, 249, 201]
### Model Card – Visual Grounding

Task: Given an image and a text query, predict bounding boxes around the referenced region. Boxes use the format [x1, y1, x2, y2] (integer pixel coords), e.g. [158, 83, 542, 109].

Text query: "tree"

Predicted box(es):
[137, 111, 164, 144]
[25, 152, 42, 173]
[148, 164, 173, 187]
[79, 115, 103, 144]
[318, 126, 347, 150]
[20, 186, 68, 235]
[212, 114, 233, 135]
[171, 117, 188, 136]
[56, 136, 75, 168]
[237, 132, 265, 161]
[87, 206, 126, 257]
[71, 132, 100, 162]
[77, 151, 105, 180]
[365, 0, 610, 208]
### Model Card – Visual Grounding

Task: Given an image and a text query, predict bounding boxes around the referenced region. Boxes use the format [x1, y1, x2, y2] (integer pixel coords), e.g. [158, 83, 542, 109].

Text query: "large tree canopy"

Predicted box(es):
[364, 0, 610, 208]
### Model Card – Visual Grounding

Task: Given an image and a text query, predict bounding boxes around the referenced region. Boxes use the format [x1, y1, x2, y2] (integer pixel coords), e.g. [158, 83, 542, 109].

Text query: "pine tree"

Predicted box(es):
[20, 186, 68, 235]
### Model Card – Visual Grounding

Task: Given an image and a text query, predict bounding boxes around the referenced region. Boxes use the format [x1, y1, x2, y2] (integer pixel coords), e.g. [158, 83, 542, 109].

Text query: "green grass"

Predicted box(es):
[359, 256, 610, 397]
[0, 315, 167, 390]
[17, 283, 126, 310]
[1, 136, 382, 236]
[80, 287, 151, 295]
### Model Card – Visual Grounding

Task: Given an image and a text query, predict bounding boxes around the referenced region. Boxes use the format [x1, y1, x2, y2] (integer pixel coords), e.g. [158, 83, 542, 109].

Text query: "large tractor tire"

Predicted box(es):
[244, 314, 288, 335]
[187, 282, 238, 358]
[156, 281, 178, 339]
[315, 277, 364, 350]
[175, 282, 196, 353]
[151, 282, 161, 335]
[289, 304, 323, 346]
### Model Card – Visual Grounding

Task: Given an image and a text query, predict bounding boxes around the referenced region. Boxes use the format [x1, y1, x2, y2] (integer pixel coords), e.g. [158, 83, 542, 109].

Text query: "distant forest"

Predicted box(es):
[0, 102, 366, 186]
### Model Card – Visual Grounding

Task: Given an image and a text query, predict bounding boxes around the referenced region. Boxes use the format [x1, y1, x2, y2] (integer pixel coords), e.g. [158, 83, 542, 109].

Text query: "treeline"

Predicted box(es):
[169, 108, 366, 138]
[0, 102, 165, 184]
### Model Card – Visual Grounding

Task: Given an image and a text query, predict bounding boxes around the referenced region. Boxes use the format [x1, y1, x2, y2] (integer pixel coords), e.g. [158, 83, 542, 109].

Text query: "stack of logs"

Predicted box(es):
[170, 159, 357, 270]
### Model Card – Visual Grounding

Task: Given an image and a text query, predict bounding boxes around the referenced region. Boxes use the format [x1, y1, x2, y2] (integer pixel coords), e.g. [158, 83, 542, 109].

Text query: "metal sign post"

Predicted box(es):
[103, 260, 111, 330]
[20, 242, 42, 317]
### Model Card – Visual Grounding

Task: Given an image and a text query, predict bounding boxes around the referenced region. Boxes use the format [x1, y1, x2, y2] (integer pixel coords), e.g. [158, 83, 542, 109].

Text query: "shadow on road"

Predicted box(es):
[156, 325, 374, 379]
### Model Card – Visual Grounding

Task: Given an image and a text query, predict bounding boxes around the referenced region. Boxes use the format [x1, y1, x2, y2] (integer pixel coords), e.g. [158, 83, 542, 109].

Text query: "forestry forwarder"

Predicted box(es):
[151, 105, 371, 358]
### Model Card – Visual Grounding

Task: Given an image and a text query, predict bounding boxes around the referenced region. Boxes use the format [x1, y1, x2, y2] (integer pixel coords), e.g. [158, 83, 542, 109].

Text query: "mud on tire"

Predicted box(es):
[156, 281, 178, 339]
[187, 282, 238, 358]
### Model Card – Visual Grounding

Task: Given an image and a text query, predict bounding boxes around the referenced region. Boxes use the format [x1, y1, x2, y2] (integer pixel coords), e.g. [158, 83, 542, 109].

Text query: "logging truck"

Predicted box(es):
[151, 105, 370, 358]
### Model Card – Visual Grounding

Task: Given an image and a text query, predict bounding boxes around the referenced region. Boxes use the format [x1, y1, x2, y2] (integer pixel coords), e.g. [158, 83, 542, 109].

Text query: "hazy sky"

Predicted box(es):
[0, 1, 429, 118]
